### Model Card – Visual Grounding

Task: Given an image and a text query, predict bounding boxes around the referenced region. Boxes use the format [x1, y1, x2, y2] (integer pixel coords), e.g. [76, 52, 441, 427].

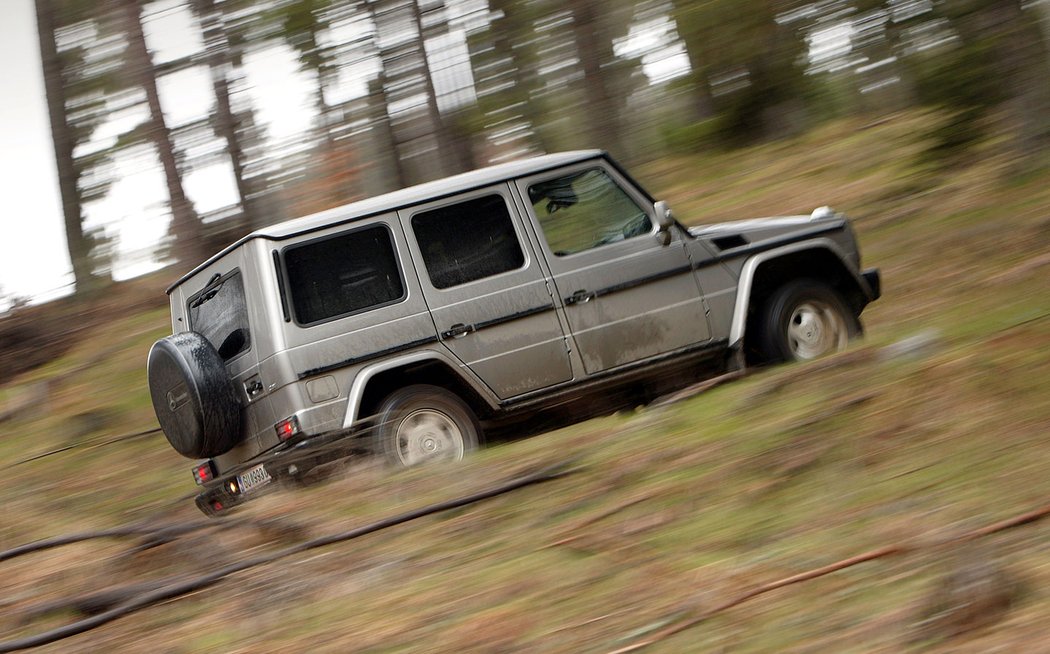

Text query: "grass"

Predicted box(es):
[1, 111, 1049, 652]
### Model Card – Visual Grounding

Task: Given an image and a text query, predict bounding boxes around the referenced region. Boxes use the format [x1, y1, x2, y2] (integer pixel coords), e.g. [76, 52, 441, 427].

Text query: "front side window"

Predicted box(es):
[188, 270, 251, 362]
[284, 224, 405, 325]
[528, 168, 652, 256]
[411, 194, 525, 289]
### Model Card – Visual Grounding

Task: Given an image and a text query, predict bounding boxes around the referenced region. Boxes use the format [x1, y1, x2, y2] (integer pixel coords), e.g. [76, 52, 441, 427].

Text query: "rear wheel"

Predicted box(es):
[756, 279, 860, 363]
[373, 385, 480, 467]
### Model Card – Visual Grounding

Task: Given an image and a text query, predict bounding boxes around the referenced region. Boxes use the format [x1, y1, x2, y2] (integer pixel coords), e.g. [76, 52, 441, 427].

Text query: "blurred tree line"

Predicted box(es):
[34, 0, 1050, 292]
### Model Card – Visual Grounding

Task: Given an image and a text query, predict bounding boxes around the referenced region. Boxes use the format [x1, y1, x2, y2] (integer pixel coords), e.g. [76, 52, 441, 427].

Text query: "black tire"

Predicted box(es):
[147, 331, 242, 458]
[372, 385, 480, 467]
[755, 279, 860, 364]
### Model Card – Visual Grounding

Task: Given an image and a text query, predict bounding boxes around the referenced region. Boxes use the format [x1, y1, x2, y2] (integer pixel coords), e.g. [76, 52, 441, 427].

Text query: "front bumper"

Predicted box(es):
[862, 268, 881, 301]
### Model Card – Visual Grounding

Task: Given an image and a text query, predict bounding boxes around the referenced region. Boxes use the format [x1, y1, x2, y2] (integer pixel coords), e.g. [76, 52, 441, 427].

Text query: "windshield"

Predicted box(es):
[187, 270, 252, 362]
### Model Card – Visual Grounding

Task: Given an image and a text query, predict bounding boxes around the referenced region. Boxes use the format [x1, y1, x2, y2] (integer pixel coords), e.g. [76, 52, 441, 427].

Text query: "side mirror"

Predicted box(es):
[653, 200, 675, 231]
[653, 200, 674, 245]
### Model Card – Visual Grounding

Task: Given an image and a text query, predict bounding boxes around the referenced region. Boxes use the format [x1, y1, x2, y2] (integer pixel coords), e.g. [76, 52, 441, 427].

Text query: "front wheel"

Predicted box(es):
[755, 279, 860, 363]
[372, 385, 480, 467]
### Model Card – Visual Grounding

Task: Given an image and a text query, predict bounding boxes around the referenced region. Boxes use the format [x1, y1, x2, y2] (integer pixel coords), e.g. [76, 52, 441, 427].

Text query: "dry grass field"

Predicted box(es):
[1, 111, 1048, 652]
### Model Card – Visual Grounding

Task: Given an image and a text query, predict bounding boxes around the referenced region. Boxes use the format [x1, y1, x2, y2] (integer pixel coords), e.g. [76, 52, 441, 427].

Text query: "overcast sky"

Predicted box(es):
[0, 0, 319, 305]
[0, 0, 72, 303]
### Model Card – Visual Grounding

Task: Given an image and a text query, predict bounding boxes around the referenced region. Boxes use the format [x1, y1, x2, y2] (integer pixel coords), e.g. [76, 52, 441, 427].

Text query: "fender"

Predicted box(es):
[728, 238, 874, 348]
[341, 350, 500, 428]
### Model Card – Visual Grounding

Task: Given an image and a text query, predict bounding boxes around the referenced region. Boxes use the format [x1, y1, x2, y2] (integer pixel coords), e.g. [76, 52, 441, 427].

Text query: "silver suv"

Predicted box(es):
[147, 151, 880, 515]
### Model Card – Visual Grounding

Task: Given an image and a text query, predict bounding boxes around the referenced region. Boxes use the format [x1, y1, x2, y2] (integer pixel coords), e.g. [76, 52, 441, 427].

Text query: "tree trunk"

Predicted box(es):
[952, 0, 1050, 156]
[367, 77, 409, 191]
[486, 0, 554, 153]
[566, 0, 626, 157]
[1041, 0, 1050, 69]
[406, 0, 467, 176]
[365, 0, 409, 189]
[120, 0, 203, 269]
[671, 0, 714, 122]
[34, 0, 105, 293]
[191, 0, 260, 231]
[996, 1, 1050, 156]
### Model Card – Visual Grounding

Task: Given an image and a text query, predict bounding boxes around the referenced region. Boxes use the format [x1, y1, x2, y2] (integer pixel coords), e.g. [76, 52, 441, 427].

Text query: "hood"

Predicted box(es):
[686, 208, 854, 264]
[688, 215, 817, 239]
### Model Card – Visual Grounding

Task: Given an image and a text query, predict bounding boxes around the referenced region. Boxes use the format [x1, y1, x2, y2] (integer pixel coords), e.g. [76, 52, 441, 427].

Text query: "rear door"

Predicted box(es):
[182, 257, 278, 458]
[399, 184, 573, 399]
[515, 161, 711, 375]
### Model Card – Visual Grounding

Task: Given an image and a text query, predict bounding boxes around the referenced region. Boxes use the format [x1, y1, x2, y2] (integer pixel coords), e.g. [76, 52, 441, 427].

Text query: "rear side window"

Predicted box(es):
[188, 271, 251, 362]
[411, 194, 525, 289]
[284, 224, 405, 325]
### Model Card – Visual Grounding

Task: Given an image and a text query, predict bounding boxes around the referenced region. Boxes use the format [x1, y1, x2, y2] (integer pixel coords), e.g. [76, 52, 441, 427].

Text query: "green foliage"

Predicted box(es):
[268, 0, 333, 74]
[671, 0, 812, 145]
[659, 117, 722, 155]
[913, 40, 1002, 112]
[911, 40, 1003, 160]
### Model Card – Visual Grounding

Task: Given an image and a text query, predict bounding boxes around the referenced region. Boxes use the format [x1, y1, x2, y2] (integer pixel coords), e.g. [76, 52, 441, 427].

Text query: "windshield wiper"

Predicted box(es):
[189, 273, 225, 309]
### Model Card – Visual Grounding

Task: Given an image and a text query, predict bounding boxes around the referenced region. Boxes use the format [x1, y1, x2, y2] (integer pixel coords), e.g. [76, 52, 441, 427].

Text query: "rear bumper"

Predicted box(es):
[862, 268, 881, 301]
[194, 430, 359, 516]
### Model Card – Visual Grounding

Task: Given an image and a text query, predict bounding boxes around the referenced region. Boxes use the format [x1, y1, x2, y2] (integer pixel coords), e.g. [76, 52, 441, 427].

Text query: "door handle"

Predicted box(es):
[441, 323, 475, 339]
[564, 290, 595, 305]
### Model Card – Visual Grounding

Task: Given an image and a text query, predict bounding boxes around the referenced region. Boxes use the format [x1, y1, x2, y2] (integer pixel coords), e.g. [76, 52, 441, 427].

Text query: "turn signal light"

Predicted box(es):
[275, 416, 301, 441]
[192, 461, 217, 485]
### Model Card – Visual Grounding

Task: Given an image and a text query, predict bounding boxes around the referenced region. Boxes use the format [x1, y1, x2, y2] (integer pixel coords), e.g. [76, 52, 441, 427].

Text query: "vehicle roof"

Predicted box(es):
[168, 149, 608, 293]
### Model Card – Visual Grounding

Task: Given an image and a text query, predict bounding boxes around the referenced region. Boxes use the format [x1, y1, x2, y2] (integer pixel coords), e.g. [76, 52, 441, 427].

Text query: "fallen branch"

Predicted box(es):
[779, 392, 875, 433]
[649, 371, 747, 408]
[16, 579, 180, 624]
[0, 520, 230, 563]
[608, 501, 1050, 653]
[957, 503, 1050, 543]
[0, 459, 579, 653]
[14, 428, 162, 466]
[548, 489, 663, 548]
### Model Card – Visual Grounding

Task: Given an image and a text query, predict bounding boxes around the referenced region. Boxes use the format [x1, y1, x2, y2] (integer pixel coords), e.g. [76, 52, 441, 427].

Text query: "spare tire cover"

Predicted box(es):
[148, 331, 242, 458]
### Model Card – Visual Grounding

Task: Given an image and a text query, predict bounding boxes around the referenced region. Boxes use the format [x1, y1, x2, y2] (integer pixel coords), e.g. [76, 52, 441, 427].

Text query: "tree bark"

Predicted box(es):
[192, 0, 259, 230]
[486, 0, 555, 153]
[120, 0, 203, 268]
[995, 1, 1050, 156]
[367, 77, 409, 191]
[34, 0, 104, 293]
[566, 0, 626, 158]
[671, 0, 715, 122]
[951, 0, 1050, 156]
[406, 0, 468, 176]
[364, 0, 409, 190]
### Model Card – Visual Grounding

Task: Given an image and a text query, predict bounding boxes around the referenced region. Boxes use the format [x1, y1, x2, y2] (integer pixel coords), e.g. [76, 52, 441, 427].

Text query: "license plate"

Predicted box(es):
[237, 464, 272, 494]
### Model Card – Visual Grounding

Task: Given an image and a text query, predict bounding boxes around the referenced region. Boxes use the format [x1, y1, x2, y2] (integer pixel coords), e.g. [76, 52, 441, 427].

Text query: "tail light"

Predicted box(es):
[275, 415, 301, 441]
[192, 461, 217, 485]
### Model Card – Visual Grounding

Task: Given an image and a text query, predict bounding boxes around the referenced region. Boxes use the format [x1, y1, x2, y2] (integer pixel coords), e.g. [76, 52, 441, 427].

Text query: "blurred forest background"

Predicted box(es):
[28, 0, 1050, 298]
[3, 2, 1050, 650]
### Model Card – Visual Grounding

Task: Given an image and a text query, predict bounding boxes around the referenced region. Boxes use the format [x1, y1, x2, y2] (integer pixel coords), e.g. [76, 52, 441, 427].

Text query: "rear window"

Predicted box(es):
[284, 224, 405, 325]
[187, 270, 251, 362]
